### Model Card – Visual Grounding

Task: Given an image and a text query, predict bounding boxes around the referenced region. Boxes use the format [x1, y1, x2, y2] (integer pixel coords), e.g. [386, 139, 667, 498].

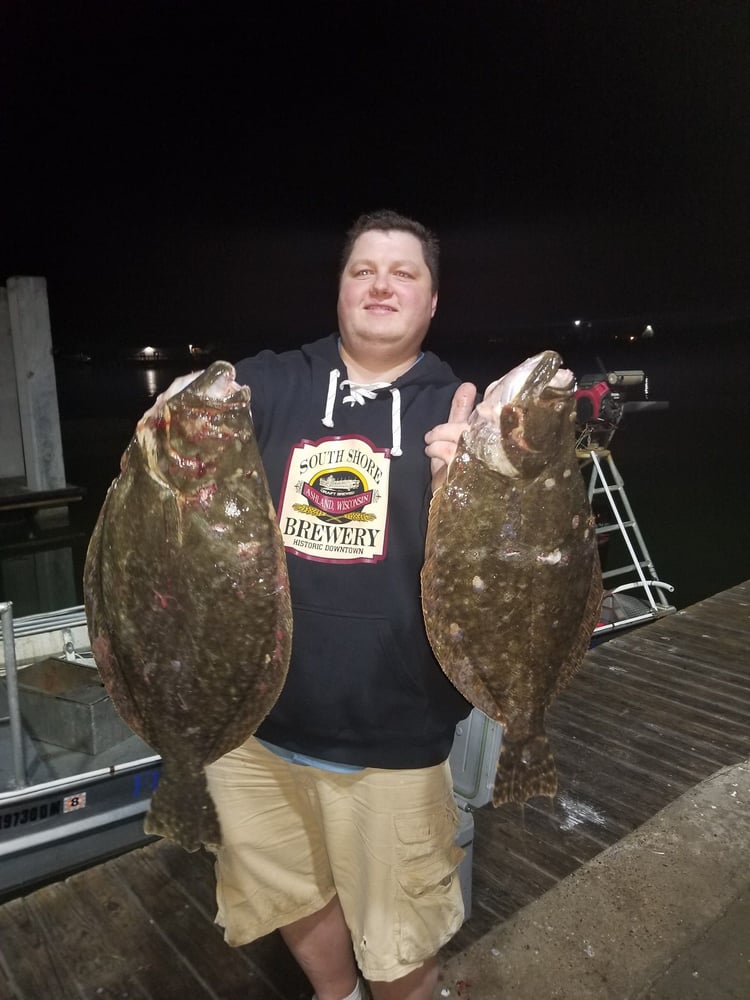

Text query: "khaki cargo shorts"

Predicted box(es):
[204, 736, 465, 982]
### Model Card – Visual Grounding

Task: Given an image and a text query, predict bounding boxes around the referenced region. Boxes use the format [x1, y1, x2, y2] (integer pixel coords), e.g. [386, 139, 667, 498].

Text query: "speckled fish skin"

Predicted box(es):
[84, 361, 291, 851]
[422, 351, 602, 805]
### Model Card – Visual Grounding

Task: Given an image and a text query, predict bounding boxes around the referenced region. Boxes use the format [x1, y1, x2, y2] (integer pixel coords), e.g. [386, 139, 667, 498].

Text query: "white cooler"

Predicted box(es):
[449, 708, 504, 921]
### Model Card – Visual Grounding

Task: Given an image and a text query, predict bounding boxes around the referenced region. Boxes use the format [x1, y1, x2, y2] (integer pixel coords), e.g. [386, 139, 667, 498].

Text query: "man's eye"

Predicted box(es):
[395, 270, 412, 279]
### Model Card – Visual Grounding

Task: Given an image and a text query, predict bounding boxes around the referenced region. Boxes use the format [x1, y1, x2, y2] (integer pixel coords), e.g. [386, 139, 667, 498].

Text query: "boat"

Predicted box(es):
[0, 602, 160, 899]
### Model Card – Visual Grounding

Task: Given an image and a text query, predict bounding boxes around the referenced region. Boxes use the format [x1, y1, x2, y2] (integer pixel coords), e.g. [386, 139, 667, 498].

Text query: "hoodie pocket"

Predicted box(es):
[285, 605, 431, 740]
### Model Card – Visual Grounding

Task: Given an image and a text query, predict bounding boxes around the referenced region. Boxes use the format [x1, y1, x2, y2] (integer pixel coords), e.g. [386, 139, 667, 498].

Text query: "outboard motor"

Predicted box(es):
[575, 368, 664, 449]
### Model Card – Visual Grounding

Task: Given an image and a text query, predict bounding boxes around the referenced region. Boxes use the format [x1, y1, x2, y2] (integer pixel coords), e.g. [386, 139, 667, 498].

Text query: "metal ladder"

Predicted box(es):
[579, 448, 676, 636]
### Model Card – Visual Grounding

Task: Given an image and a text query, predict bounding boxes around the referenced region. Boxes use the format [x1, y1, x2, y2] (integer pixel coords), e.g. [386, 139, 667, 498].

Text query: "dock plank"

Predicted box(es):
[139, 842, 311, 996]
[551, 696, 731, 772]
[446, 579, 750, 959]
[1, 580, 749, 998]
[0, 900, 65, 999]
[41, 865, 215, 999]
[107, 848, 291, 1000]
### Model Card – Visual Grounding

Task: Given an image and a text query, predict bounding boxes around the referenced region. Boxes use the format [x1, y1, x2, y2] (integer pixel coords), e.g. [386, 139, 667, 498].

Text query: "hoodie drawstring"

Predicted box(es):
[321, 368, 340, 428]
[340, 379, 392, 405]
[389, 388, 402, 457]
[321, 369, 403, 457]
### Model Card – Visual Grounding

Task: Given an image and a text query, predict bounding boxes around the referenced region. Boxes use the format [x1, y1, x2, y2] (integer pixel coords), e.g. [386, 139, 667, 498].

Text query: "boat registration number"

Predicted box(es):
[1, 792, 86, 832]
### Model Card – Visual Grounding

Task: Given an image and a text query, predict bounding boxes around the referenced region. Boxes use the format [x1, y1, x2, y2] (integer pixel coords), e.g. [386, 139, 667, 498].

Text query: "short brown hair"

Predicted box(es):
[340, 209, 440, 291]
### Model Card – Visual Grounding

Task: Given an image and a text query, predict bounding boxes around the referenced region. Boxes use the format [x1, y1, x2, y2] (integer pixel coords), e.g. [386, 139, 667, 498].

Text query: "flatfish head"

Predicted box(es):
[422, 351, 602, 805]
[84, 361, 292, 850]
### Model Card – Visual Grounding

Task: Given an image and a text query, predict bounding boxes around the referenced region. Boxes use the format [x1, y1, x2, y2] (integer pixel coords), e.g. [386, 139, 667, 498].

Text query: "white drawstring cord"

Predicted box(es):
[321, 370, 403, 457]
[340, 380, 392, 406]
[389, 387, 402, 456]
[321, 368, 340, 427]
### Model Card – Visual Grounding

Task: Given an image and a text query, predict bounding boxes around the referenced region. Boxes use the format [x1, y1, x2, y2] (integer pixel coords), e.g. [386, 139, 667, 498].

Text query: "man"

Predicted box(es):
[205, 210, 478, 1000]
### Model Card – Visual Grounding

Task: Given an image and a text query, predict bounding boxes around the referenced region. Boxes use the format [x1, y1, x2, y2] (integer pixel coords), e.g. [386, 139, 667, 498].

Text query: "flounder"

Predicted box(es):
[422, 351, 602, 804]
[84, 361, 291, 850]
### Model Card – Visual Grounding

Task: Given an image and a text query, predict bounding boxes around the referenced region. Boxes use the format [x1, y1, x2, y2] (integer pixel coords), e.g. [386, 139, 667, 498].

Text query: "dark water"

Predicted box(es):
[2, 320, 748, 618]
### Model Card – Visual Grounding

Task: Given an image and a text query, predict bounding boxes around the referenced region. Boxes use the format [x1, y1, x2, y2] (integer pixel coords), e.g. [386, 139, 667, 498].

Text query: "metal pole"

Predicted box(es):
[1, 601, 29, 788]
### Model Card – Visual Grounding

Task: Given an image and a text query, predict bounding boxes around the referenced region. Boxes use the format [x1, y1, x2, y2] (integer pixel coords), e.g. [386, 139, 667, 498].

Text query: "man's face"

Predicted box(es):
[337, 229, 438, 360]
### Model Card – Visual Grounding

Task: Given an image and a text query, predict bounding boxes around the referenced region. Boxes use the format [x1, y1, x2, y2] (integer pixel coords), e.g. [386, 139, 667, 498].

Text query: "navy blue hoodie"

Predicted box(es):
[236, 334, 471, 767]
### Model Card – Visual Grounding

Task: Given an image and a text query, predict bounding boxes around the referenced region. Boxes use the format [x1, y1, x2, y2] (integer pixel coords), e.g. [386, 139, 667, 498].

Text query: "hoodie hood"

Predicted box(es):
[304, 334, 458, 459]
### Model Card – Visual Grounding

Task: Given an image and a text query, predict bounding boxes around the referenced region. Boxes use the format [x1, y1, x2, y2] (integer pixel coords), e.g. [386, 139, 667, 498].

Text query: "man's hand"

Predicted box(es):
[424, 382, 477, 492]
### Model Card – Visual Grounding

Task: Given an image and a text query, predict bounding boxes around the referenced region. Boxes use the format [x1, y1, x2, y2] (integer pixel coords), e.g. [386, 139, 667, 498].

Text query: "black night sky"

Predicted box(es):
[2, 0, 749, 355]
[2, 0, 749, 612]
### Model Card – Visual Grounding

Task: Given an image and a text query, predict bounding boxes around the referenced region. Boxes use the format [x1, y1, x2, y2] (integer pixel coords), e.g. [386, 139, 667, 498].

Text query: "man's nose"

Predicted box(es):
[371, 271, 392, 295]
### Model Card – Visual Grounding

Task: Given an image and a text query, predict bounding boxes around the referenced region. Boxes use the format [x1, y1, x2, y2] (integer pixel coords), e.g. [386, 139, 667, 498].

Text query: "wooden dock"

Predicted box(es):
[1, 581, 748, 1000]
[0, 478, 85, 538]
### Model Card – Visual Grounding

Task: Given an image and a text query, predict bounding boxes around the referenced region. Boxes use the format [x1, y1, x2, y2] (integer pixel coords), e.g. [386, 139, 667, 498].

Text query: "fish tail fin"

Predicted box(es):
[492, 735, 558, 806]
[144, 762, 221, 852]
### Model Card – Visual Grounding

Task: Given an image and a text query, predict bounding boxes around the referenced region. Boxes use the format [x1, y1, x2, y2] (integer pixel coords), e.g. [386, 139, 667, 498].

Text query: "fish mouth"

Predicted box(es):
[138, 361, 252, 473]
[543, 365, 575, 398]
[175, 361, 250, 412]
[488, 351, 573, 406]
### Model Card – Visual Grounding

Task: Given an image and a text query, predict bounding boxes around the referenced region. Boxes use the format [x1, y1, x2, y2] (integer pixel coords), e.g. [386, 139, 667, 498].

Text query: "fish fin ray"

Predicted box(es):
[144, 763, 221, 852]
[492, 735, 558, 805]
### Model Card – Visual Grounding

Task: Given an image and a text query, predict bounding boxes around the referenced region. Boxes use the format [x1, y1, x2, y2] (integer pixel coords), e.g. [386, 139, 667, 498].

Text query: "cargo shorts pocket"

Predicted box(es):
[392, 806, 465, 964]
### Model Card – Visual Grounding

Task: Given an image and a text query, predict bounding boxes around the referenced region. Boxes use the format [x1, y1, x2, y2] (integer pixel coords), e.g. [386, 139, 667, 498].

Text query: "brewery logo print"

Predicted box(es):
[278, 435, 391, 563]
